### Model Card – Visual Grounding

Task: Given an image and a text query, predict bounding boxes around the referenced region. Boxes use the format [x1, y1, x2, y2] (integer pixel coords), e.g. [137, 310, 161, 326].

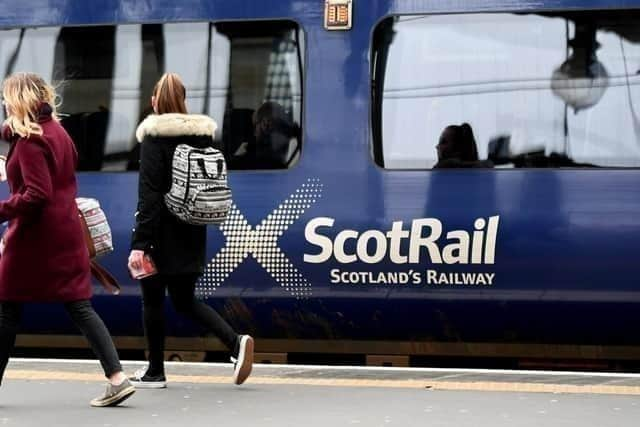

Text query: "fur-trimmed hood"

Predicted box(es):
[136, 113, 218, 142]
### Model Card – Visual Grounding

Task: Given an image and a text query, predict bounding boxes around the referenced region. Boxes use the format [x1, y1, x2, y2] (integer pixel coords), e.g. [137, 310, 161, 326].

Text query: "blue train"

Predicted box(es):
[1, 0, 640, 367]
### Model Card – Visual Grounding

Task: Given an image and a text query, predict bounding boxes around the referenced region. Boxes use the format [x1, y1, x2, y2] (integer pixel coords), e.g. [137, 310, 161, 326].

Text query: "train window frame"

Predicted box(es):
[0, 19, 306, 173]
[370, 10, 640, 171]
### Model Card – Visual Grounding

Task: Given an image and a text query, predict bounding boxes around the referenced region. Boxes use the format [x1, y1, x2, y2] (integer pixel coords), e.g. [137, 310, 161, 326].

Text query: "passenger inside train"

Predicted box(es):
[253, 101, 300, 168]
[434, 123, 493, 169]
[221, 102, 301, 170]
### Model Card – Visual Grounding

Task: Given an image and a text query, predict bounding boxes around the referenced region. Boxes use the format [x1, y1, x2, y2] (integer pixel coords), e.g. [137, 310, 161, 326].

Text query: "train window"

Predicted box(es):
[0, 20, 303, 171]
[371, 11, 640, 169]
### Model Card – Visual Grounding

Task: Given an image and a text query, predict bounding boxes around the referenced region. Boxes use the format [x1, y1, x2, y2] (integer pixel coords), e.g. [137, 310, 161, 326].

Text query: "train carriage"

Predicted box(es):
[0, 0, 639, 368]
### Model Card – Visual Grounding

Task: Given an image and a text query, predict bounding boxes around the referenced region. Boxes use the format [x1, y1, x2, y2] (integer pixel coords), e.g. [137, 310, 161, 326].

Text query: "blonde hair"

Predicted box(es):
[153, 73, 187, 115]
[2, 72, 59, 138]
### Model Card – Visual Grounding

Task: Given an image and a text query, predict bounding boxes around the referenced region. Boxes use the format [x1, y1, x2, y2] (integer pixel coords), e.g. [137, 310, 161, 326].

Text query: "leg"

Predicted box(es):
[64, 300, 122, 378]
[0, 302, 22, 384]
[167, 275, 253, 385]
[64, 300, 136, 407]
[140, 275, 167, 376]
[167, 274, 238, 352]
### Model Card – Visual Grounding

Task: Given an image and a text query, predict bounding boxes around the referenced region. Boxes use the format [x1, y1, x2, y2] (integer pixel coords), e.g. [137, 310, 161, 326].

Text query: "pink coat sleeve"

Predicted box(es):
[0, 138, 53, 222]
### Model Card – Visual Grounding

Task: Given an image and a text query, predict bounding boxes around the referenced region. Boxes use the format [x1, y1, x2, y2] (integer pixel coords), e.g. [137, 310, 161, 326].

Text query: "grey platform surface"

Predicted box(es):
[0, 359, 639, 426]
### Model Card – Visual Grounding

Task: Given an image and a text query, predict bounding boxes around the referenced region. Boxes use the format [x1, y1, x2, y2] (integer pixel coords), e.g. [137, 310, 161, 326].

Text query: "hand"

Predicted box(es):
[128, 250, 145, 272]
[0, 155, 6, 182]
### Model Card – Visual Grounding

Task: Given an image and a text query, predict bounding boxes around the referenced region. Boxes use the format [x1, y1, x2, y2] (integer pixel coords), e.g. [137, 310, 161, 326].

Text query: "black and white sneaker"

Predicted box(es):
[231, 335, 254, 385]
[128, 367, 167, 389]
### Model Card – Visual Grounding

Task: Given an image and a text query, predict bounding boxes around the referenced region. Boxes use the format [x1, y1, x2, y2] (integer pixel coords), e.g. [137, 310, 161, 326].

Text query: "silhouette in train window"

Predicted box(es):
[434, 123, 492, 169]
[372, 11, 640, 169]
[223, 101, 301, 169]
[0, 21, 303, 171]
[254, 101, 301, 169]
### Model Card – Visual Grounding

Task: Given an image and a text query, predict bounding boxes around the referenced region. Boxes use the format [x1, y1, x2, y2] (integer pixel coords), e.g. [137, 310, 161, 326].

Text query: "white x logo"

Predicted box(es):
[198, 179, 323, 298]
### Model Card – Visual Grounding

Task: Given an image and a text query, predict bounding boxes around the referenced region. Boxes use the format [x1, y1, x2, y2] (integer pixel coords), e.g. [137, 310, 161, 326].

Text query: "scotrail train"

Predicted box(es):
[0, 0, 639, 368]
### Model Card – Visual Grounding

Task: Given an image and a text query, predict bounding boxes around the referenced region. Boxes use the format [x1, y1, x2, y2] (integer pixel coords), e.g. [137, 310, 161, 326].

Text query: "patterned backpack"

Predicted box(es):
[164, 144, 232, 225]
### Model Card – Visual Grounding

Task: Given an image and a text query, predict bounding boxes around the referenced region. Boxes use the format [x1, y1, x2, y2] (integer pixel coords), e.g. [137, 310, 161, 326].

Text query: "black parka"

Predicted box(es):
[131, 113, 219, 275]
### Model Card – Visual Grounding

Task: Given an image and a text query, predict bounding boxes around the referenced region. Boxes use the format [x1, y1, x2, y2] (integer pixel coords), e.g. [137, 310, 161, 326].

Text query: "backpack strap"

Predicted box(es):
[90, 260, 121, 295]
[78, 209, 97, 259]
[196, 151, 225, 179]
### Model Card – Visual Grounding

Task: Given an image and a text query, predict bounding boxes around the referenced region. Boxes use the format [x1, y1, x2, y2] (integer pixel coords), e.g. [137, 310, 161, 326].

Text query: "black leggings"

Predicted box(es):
[0, 300, 122, 384]
[141, 274, 238, 375]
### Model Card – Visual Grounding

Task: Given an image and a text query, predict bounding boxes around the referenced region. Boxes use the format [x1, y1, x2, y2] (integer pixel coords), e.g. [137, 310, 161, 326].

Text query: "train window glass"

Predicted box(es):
[216, 21, 304, 170]
[371, 12, 640, 169]
[0, 20, 303, 171]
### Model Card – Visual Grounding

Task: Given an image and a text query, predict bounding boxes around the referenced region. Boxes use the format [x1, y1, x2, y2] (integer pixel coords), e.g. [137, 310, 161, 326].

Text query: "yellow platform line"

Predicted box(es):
[6, 369, 640, 395]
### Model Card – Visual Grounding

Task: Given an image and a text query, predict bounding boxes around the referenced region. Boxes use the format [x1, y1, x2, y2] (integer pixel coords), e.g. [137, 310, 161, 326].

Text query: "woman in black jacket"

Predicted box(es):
[128, 73, 253, 388]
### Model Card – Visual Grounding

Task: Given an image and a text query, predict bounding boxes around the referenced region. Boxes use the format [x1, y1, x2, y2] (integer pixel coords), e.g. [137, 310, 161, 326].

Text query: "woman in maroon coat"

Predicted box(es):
[0, 73, 135, 407]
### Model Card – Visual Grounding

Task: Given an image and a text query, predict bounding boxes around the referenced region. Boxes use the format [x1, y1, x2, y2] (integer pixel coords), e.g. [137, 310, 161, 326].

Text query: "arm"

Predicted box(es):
[0, 139, 52, 223]
[131, 137, 165, 251]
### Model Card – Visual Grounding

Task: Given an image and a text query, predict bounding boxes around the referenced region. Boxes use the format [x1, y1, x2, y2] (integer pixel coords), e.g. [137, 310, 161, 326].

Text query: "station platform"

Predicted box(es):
[1, 359, 640, 426]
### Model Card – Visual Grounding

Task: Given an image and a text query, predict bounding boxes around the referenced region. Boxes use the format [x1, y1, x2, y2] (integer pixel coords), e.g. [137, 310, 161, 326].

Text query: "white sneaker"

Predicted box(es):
[90, 379, 136, 407]
[231, 335, 254, 385]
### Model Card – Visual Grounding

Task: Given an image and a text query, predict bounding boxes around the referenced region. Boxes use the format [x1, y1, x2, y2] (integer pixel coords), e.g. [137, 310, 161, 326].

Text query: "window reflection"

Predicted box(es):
[372, 11, 640, 169]
[0, 21, 304, 171]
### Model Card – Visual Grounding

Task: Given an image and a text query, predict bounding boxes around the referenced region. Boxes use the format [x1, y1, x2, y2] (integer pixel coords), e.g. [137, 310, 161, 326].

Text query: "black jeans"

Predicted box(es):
[141, 274, 238, 375]
[0, 300, 122, 383]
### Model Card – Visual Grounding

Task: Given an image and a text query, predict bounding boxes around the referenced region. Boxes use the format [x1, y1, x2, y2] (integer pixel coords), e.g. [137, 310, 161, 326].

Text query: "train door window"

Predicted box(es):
[216, 21, 304, 170]
[371, 11, 640, 169]
[0, 20, 303, 171]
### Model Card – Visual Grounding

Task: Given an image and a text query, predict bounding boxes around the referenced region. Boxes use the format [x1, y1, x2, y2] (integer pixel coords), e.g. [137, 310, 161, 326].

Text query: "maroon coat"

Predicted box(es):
[0, 107, 91, 302]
